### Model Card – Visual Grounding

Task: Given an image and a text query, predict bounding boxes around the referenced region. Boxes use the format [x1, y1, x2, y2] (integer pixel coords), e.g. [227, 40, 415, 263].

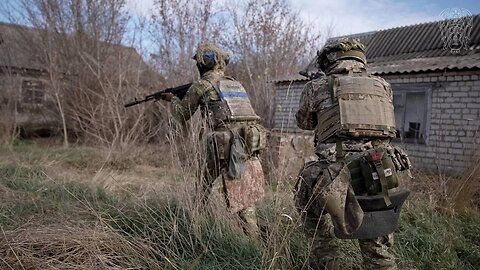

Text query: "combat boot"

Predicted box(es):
[238, 206, 260, 238]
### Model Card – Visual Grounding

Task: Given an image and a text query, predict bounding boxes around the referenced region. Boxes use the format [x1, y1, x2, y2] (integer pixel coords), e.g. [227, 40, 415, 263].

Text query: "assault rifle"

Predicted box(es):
[124, 83, 192, 108]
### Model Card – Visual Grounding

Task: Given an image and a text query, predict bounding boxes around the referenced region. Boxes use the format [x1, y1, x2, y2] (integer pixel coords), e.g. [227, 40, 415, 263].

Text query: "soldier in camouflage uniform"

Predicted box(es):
[160, 42, 266, 236]
[294, 38, 411, 270]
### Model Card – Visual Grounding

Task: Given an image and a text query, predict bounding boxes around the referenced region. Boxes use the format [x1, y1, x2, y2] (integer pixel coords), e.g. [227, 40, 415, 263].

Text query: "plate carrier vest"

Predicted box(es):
[316, 70, 396, 142]
[207, 78, 260, 126]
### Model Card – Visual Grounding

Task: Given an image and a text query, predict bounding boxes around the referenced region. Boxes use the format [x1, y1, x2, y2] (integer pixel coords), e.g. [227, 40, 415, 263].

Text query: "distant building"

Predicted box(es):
[271, 14, 480, 174]
[0, 22, 160, 135]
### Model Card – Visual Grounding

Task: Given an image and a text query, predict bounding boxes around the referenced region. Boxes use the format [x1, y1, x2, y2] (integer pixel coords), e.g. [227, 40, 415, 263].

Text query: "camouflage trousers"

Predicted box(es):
[295, 159, 397, 270]
[200, 151, 260, 237]
[301, 211, 396, 270]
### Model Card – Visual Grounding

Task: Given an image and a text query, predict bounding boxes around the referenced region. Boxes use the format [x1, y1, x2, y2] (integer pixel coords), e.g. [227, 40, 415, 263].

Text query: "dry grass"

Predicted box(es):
[406, 148, 480, 212]
[0, 137, 479, 269]
[448, 148, 480, 210]
[0, 224, 149, 270]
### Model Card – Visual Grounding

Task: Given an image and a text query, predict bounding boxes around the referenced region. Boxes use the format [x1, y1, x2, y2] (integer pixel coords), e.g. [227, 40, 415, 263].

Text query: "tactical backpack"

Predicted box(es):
[316, 70, 396, 142]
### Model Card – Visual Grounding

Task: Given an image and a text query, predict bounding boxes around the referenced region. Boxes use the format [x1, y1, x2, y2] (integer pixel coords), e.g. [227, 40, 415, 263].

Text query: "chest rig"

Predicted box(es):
[316, 70, 396, 142]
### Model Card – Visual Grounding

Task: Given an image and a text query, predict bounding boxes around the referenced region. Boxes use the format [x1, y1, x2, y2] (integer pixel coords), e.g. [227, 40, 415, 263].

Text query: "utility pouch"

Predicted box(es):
[226, 132, 248, 180]
[338, 144, 412, 239]
[243, 123, 267, 155]
[360, 146, 400, 205]
[345, 153, 367, 195]
[206, 131, 232, 161]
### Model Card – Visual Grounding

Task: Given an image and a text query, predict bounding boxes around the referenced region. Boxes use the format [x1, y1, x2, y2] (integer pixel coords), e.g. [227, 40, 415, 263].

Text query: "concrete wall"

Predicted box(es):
[272, 69, 480, 174]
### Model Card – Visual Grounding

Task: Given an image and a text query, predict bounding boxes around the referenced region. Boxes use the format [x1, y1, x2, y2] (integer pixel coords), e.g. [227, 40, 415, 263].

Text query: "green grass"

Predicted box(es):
[0, 164, 45, 191]
[394, 197, 480, 270]
[103, 199, 262, 270]
[1, 139, 98, 169]
[0, 164, 117, 229]
[0, 144, 479, 269]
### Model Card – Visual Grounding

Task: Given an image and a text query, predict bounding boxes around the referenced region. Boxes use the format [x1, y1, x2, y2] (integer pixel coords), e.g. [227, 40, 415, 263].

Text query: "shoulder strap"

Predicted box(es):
[328, 75, 336, 103]
[203, 78, 222, 99]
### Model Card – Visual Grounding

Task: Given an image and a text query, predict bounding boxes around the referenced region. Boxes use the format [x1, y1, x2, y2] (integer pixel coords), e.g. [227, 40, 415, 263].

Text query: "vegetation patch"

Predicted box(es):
[0, 145, 479, 269]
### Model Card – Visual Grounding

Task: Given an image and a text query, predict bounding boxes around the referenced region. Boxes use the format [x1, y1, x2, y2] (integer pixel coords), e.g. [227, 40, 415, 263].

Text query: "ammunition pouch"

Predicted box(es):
[243, 123, 267, 155]
[207, 121, 266, 180]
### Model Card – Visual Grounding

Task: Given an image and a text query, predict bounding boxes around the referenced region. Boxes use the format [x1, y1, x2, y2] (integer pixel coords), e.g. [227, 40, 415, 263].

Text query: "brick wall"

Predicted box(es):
[273, 81, 305, 133]
[384, 71, 480, 172]
[272, 70, 480, 174]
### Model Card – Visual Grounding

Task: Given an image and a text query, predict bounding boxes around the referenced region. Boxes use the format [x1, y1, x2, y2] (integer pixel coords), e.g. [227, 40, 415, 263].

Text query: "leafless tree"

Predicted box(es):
[148, 0, 321, 127]
[1, 0, 164, 151]
[1, 0, 325, 148]
[149, 0, 228, 85]
[223, 0, 321, 127]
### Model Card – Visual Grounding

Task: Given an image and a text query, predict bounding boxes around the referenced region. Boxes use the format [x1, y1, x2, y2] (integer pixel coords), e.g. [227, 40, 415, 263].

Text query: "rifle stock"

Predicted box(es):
[124, 83, 192, 108]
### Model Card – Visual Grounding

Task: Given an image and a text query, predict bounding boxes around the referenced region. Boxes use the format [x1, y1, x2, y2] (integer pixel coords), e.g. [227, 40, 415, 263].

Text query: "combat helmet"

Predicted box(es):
[193, 42, 230, 74]
[317, 38, 367, 72]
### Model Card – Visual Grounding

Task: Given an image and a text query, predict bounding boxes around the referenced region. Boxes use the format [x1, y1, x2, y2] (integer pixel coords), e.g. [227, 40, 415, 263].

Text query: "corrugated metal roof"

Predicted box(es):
[341, 14, 480, 66]
[270, 74, 306, 83]
[368, 54, 480, 74]
[275, 14, 480, 83]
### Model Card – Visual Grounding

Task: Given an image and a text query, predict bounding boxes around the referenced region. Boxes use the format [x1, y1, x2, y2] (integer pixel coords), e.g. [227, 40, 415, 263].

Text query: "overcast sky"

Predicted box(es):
[126, 0, 479, 39]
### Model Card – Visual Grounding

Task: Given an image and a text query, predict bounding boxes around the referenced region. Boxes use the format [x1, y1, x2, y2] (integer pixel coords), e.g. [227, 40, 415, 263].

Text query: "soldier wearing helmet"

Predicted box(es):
[294, 38, 412, 269]
[160, 42, 266, 237]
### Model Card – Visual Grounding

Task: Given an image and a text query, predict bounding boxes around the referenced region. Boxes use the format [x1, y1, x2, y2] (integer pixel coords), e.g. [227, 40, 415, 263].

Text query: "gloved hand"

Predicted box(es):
[158, 92, 174, 102]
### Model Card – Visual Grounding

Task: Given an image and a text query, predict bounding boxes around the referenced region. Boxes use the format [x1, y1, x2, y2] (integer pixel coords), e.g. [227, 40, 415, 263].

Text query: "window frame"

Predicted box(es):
[391, 82, 432, 145]
[20, 78, 47, 105]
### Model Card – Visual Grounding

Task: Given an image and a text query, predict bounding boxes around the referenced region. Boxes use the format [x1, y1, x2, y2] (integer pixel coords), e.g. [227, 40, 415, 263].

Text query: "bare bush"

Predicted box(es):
[1, 0, 325, 150]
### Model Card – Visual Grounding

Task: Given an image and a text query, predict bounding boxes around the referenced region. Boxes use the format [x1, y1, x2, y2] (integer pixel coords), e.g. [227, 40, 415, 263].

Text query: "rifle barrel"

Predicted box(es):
[124, 83, 193, 108]
[124, 99, 146, 108]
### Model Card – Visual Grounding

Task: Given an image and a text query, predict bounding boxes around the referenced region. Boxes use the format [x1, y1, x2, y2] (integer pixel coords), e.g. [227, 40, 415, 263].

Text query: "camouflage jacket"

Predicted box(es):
[171, 69, 225, 126]
[296, 60, 392, 152]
